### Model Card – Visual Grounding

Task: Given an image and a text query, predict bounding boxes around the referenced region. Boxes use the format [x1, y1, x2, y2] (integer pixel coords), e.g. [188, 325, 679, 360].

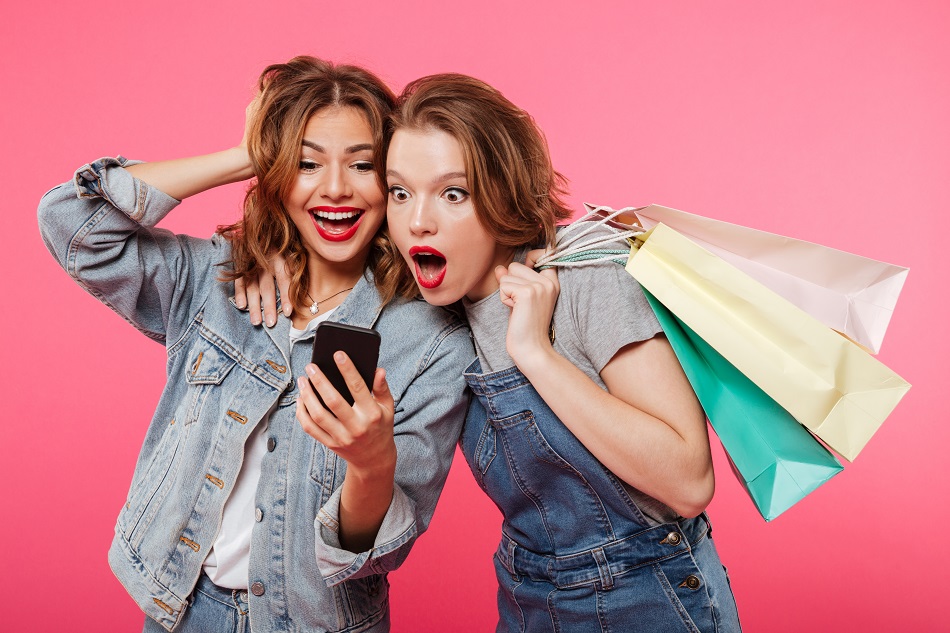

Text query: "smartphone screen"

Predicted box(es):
[309, 322, 381, 407]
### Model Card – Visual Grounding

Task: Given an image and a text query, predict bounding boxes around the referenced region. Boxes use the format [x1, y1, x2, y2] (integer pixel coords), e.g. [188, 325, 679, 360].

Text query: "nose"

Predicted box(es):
[408, 197, 437, 236]
[318, 163, 350, 200]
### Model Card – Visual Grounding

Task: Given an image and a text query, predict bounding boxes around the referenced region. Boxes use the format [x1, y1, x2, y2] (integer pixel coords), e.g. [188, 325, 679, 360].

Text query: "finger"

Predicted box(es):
[504, 264, 559, 293]
[539, 267, 560, 293]
[303, 364, 354, 427]
[371, 368, 395, 414]
[233, 277, 248, 310]
[524, 248, 549, 269]
[246, 279, 263, 326]
[296, 375, 329, 422]
[494, 265, 508, 285]
[505, 261, 545, 280]
[334, 351, 375, 408]
[259, 272, 278, 327]
[274, 256, 293, 316]
[296, 395, 336, 447]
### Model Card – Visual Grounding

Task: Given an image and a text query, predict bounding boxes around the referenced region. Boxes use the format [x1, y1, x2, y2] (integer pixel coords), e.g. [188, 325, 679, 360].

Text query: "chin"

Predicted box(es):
[416, 285, 460, 307]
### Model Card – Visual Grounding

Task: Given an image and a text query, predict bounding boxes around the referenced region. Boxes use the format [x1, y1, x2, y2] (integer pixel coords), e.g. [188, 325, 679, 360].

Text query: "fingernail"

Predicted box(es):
[305, 365, 316, 377]
[334, 351, 346, 364]
[284, 305, 293, 316]
[266, 316, 275, 327]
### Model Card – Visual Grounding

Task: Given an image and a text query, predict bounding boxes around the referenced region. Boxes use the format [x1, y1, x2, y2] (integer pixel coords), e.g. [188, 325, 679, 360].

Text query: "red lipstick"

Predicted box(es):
[409, 246, 447, 289]
[310, 206, 365, 242]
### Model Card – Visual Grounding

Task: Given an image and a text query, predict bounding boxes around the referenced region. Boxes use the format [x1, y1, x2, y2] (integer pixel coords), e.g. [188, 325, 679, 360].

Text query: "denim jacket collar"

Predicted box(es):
[243, 270, 385, 363]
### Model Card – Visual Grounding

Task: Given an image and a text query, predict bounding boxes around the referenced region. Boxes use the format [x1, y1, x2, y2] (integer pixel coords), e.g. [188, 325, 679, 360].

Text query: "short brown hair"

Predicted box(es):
[219, 56, 414, 307]
[385, 74, 572, 251]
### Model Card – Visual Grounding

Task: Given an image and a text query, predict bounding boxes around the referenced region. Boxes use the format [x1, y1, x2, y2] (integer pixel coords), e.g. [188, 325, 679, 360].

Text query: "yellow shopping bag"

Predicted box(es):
[626, 223, 911, 462]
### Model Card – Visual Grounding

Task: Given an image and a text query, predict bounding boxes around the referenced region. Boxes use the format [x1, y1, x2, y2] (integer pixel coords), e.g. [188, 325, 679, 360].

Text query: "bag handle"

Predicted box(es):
[533, 204, 646, 269]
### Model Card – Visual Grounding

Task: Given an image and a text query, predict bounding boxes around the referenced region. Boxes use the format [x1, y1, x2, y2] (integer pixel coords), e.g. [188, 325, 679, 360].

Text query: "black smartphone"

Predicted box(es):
[309, 321, 381, 407]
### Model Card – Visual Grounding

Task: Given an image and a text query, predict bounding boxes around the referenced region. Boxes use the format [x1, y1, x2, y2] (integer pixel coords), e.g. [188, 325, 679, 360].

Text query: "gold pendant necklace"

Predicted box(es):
[306, 286, 354, 315]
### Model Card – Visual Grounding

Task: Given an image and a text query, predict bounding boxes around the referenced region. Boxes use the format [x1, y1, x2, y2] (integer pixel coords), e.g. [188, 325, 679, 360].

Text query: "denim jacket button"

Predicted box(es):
[665, 532, 681, 546]
[267, 437, 277, 452]
[255, 507, 263, 522]
[250, 581, 265, 596]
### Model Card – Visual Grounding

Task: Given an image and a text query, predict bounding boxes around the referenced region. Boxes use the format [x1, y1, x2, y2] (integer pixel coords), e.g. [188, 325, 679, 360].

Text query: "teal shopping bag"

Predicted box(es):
[643, 289, 844, 521]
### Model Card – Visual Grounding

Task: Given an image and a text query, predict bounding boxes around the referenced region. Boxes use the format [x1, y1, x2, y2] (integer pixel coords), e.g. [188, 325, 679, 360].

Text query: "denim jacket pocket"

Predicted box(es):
[310, 440, 340, 508]
[119, 416, 186, 546]
[181, 334, 239, 425]
[331, 573, 388, 632]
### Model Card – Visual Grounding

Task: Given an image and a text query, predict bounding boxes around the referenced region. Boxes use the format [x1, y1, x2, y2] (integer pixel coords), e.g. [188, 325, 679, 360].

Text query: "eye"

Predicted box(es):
[299, 160, 319, 173]
[353, 161, 374, 174]
[388, 185, 410, 203]
[443, 187, 469, 204]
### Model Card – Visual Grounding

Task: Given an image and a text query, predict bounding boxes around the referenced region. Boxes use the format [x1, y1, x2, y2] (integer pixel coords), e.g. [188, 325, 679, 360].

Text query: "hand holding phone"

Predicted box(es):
[309, 322, 381, 406]
[297, 321, 396, 477]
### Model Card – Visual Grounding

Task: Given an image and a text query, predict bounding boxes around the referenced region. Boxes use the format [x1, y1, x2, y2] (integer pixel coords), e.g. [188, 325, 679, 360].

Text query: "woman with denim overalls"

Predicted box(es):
[37, 58, 473, 633]
[384, 75, 742, 632]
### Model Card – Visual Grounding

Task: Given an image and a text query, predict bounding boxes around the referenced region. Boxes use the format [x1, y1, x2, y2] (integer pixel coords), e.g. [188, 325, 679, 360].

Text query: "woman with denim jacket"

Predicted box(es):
[36, 57, 473, 633]
[382, 75, 742, 631]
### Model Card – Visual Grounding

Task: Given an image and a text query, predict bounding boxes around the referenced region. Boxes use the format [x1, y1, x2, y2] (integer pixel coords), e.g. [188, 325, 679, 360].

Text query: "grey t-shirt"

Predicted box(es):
[463, 249, 663, 386]
[463, 244, 681, 525]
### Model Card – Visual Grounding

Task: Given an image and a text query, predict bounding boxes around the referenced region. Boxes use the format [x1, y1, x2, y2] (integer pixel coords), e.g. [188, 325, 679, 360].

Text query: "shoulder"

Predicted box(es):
[379, 296, 469, 344]
[557, 259, 644, 305]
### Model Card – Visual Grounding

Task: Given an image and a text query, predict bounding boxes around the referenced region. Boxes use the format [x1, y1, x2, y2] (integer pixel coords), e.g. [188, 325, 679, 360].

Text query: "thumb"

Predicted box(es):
[494, 265, 508, 284]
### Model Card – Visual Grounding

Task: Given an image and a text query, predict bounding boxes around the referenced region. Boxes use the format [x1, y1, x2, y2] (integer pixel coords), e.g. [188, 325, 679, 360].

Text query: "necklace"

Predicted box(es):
[306, 286, 354, 315]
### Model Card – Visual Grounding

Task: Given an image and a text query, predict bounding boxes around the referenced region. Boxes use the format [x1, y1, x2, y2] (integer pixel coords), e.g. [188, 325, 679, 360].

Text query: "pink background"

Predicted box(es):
[3, 1, 947, 631]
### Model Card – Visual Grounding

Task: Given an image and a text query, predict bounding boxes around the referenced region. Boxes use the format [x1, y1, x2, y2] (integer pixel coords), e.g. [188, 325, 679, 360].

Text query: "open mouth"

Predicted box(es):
[310, 207, 365, 242]
[409, 246, 447, 289]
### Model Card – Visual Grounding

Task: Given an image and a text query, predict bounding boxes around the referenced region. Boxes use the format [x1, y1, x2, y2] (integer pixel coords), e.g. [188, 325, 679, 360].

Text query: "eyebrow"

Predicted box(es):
[387, 169, 468, 184]
[301, 140, 374, 154]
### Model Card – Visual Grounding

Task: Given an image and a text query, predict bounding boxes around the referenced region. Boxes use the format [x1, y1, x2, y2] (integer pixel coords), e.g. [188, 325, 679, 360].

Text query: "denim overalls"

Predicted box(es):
[461, 361, 741, 633]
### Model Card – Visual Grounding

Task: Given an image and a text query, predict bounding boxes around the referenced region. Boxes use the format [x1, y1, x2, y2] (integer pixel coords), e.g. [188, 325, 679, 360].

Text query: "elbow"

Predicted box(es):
[37, 184, 72, 262]
[670, 466, 715, 519]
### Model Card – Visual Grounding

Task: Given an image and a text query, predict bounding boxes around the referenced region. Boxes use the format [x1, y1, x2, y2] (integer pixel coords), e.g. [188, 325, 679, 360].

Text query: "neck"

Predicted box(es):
[466, 245, 518, 302]
[306, 250, 368, 296]
[290, 250, 367, 327]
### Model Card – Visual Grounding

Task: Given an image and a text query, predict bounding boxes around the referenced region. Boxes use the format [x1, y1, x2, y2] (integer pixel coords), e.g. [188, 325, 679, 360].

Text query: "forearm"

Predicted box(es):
[125, 147, 253, 201]
[516, 347, 713, 517]
[338, 462, 397, 553]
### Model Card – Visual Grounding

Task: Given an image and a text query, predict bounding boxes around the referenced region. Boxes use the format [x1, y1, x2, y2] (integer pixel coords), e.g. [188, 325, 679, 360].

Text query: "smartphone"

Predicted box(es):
[309, 321, 381, 407]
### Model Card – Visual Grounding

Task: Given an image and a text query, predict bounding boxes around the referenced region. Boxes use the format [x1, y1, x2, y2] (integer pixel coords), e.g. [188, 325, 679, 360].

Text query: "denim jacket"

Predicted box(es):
[37, 157, 474, 632]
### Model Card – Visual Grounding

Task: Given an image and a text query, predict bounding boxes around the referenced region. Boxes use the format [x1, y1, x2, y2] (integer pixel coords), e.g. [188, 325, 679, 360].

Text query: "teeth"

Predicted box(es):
[314, 210, 361, 220]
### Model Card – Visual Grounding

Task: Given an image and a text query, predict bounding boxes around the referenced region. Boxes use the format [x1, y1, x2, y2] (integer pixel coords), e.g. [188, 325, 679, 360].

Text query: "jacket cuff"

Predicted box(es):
[314, 484, 418, 586]
[73, 156, 180, 227]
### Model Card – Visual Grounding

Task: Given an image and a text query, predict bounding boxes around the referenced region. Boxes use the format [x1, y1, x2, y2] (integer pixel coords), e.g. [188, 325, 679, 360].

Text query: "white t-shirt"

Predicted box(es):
[202, 309, 336, 589]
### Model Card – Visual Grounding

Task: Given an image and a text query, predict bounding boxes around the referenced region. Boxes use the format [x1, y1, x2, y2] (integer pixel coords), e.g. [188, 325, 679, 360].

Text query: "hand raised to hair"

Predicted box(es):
[239, 91, 264, 153]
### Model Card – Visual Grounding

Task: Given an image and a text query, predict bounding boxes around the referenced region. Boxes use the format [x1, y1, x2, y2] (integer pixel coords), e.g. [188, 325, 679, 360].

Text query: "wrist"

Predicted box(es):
[346, 449, 397, 484]
[511, 342, 558, 380]
[224, 146, 254, 182]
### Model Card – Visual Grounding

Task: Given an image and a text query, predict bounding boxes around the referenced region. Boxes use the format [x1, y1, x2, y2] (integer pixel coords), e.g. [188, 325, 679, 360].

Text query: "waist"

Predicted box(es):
[496, 513, 711, 589]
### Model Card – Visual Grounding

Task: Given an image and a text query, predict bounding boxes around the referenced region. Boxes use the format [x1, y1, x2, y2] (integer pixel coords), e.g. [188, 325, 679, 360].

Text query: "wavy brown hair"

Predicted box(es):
[218, 56, 415, 307]
[383, 73, 573, 295]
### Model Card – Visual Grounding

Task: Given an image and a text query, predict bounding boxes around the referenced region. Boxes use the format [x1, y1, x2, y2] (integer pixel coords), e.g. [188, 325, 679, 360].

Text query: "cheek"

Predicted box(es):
[286, 178, 311, 209]
[358, 180, 386, 210]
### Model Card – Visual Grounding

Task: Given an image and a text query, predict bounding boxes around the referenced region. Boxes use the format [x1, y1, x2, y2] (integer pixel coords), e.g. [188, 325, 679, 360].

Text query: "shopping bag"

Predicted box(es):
[626, 223, 911, 462]
[643, 289, 843, 521]
[634, 204, 908, 354]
